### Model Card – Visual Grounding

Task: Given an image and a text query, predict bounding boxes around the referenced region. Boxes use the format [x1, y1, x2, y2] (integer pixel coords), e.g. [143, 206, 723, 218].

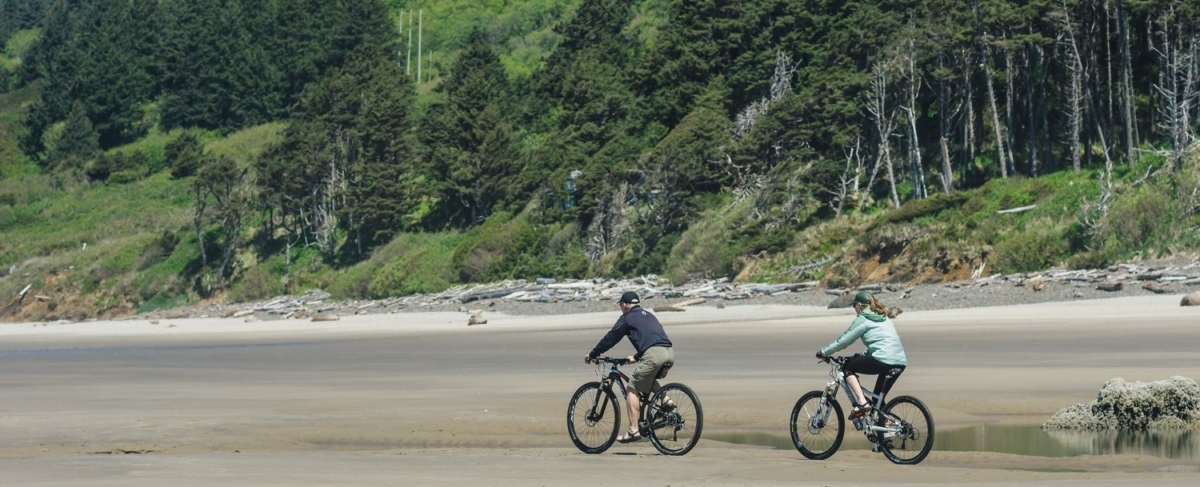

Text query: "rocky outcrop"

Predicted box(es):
[1042, 376, 1200, 430]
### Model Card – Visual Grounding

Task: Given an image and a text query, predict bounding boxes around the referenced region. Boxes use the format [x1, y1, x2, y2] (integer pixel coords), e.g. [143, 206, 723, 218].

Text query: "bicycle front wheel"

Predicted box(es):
[878, 395, 934, 465]
[567, 381, 620, 454]
[790, 390, 844, 460]
[647, 383, 703, 455]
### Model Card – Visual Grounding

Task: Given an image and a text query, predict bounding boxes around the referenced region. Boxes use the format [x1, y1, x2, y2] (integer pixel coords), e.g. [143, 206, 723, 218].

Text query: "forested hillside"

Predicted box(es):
[1, 0, 1198, 321]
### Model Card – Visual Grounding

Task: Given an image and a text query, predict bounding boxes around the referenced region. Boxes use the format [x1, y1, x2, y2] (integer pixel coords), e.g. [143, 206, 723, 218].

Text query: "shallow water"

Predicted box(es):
[707, 425, 1200, 460]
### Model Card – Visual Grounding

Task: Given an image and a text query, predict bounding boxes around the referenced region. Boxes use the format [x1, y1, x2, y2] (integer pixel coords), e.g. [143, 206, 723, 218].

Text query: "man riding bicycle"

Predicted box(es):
[585, 291, 674, 443]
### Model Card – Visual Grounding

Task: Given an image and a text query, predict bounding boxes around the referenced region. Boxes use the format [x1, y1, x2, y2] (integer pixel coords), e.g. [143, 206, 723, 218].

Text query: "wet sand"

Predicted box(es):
[1, 295, 1198, 486]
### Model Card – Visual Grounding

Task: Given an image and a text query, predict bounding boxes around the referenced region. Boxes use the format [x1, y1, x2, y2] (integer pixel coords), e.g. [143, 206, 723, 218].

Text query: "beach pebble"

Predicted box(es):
[468, 313, 487, 325]
[1181, 291, 1200, 306]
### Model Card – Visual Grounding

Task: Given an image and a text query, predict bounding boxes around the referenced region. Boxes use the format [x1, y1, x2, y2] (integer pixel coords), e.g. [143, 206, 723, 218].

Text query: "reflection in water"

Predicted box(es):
[935, 425, 1199, 460]
[708, 425, 1200, 460]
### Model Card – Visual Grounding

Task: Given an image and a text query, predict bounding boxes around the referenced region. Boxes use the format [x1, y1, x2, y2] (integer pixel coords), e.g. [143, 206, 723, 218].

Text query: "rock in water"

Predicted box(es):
[1043, 376, 1200, 430]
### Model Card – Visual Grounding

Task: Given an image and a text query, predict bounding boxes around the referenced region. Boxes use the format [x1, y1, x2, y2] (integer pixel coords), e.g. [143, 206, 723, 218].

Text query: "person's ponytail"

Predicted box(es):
[868, 296, 887, 315]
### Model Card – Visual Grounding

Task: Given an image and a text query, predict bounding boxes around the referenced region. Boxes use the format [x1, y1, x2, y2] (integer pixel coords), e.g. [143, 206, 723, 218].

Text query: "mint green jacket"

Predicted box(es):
[819, 309, 907, 366]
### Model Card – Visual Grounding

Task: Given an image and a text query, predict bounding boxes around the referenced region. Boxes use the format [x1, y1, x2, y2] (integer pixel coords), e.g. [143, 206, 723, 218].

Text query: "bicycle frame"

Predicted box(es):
[590, 359, 667, 434]
[820, 359, 905, 444]
[597, 359, 657, 424]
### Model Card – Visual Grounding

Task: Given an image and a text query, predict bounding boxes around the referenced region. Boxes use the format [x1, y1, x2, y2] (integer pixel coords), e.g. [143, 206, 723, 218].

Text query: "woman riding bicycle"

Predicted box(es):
[585, 291, 674, 443]
[815, 291, 907, 418]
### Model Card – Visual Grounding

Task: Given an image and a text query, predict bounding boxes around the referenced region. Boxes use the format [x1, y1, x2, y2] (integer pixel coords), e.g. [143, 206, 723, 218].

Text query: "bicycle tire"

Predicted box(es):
[790, 390, 844, 460]
[878, 395, 934, 465]
[567, 381, 620, 454]
[646, 383, 703, 455]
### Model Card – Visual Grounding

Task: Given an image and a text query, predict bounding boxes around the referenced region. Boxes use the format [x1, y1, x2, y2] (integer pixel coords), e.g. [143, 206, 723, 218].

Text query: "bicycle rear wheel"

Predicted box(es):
[790, 390, 844, 460]
[647, 383, 703, 455]
[567, 381, 620, 454]
[878, 395, 934, 465]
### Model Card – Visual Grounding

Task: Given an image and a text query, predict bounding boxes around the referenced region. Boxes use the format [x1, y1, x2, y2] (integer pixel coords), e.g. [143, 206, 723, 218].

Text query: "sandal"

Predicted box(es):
[850, 402, 873, 418]
[616, 428, 643, 443]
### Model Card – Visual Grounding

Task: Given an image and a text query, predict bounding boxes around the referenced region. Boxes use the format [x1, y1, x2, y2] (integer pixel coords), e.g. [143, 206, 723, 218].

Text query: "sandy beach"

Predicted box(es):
[1, 293, 1199, 486]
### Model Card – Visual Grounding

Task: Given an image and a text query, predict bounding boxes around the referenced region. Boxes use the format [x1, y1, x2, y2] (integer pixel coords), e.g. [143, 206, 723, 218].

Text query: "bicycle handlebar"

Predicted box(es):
[589, 356, 631, 366]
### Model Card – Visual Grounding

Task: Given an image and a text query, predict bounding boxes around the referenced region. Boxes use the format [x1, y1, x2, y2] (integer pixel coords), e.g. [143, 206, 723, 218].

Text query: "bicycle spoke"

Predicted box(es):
[879, 395, 934, 465]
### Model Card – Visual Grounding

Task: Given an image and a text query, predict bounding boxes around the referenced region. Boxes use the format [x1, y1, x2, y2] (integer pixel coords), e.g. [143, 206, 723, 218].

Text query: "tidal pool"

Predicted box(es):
[707, 425, 1200, 460]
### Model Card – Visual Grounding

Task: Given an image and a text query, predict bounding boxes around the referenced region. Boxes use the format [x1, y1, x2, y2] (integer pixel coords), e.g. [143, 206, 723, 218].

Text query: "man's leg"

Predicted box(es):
[627, 389, 641, 434]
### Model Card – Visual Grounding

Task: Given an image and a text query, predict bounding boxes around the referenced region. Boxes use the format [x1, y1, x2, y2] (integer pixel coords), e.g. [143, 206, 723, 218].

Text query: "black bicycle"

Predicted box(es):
[567, 356, 703, 455]
[790, 355, 934, 465]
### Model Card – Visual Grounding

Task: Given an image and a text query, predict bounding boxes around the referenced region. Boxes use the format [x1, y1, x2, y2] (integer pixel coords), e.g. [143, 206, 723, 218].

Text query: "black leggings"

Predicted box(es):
[844, 354, 905, 400]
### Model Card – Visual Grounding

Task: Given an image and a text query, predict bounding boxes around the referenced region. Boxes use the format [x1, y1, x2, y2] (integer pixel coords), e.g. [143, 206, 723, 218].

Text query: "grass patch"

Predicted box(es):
[323, 232, 464, 299]
[665, 194, 751, 283]
[0, 171, 193, 279]
[206, 122, 286, 164]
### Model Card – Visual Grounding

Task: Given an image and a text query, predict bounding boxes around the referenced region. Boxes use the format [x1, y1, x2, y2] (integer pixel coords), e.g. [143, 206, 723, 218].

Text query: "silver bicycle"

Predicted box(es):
[789, 355, 934, 464]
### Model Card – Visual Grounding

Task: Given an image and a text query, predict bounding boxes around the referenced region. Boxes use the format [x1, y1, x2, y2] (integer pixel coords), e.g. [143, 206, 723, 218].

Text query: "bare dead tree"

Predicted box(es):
[900, 26, 927, 199]
[963, 47, 976, 178]
[827, 136, 865, 217]
[1004, 45, 1017, 177]
[733, 51, 797, 139]
[1151, 6, 1199, 171]
[1057, 1, 1085, 172]
[727, 50, 798, 210]
[1025, 42, 1039, 176]
[981, 41, 1010, 178]
[1115, 0, 1138, 165]
[407, 10, 413, 76]
[760, 167, 807, 234]
[864, 58, 901, 209]
[417, 9, 423, 82]
[934, 51, 961, 194]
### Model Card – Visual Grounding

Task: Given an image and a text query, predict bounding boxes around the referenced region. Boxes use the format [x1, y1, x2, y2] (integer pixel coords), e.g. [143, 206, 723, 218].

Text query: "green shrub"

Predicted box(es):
[884, 191, 971, 225]
[1096, 184, 1174, 260]
[452, 212, 517, 282]
[227, 264, 285, 302]
[136, 293, 189, 314]
[989, 217, 1069, 273]
[327, 260, 382, 299]
[450, 212, 574, 282]
[135, 231, 180, 271]
[367, 232, 462, 297]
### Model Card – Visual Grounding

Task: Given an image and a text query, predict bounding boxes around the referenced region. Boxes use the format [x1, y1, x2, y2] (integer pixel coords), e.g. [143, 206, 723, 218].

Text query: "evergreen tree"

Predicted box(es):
[166, 132, 203, 179]
[47, 101, 99, 169]
[422, 30, 519, 226]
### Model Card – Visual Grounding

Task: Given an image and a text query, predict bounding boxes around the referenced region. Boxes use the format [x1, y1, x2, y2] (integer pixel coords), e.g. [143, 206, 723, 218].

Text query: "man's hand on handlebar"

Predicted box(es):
[815, 352, 828, 363]
[584, 356, 594, 364]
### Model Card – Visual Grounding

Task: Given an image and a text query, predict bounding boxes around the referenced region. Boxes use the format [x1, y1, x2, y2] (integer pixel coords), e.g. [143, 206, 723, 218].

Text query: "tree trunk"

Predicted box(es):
[964, 48, 976, 181]
[1027, 43, 1040, 177]
[983, 45, 1009, 178]
[417, 9, 422, 82]
[903, 32, 925, 199]
[864, 59, 900, 210]
[1004, 47, 1016, 176]
[936, 54, 955, 194]
[407, 10, 413, 76]
[1060, 1, 1085, 172]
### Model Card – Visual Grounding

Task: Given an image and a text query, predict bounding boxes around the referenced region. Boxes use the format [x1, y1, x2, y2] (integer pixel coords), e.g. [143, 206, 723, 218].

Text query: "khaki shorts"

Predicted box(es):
[631, 346, 674, 395]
